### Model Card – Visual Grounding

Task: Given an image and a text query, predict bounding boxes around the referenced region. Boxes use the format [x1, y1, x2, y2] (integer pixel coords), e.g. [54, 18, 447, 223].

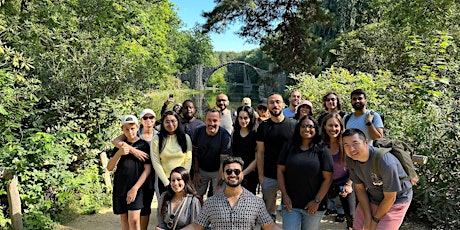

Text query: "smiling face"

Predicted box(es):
[205, 111, 220, 136]
[298, 105, 311, 118]
[268, 94, 285, 117]
[121, 123, 139, 142]
[238, 111, 250, 128]
[224, 162, 244, 188]
[141, 113, 156, 128]
[299, 118, 316, 140]
[170, 172, 185, 193]
[289, 90, 302, 107]
[325, 94, 338, 110]
[163, 115, 178, 134]
[216, 94, 229, 111]
[351, 94, 367, 110]
[325, 117, 342, 139]
[343, 133, 369, 162]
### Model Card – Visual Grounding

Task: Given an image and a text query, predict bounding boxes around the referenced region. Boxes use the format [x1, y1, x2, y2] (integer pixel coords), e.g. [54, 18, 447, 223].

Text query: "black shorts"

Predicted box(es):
[113, 189, 144, 215]
[141, 187, 154, 216]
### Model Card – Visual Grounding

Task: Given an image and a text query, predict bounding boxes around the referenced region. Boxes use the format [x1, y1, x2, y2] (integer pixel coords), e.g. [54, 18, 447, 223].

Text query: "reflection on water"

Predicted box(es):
[188, 85, 261, 120]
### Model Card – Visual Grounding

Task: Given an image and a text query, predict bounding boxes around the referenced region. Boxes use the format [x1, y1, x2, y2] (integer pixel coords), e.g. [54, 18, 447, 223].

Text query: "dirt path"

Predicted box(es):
[56, 196, 347, 230]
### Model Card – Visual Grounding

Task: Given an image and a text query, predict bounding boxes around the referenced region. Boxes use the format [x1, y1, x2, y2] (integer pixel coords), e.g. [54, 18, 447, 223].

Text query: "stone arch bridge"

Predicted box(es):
[176, 61, 286, 96]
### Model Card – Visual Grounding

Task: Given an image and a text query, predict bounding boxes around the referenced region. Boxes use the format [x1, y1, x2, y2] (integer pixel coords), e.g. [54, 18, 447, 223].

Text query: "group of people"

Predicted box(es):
[107, 89, 412, 230]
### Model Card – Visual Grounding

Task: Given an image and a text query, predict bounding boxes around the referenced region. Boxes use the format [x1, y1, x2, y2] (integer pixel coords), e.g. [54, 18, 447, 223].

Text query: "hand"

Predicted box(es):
[121, 143, 130, 155]
[365, 111, 374, 124]
[155, 227, 164, 230]
[165, 98, 174, 105]
[282, 194, 292, 212]
[341, 184, 353, 197]
[132, 150, 149, 162]
[258, 175, 264, 185]
[126, 187, 138, 204]
[305, 200, 319, 215]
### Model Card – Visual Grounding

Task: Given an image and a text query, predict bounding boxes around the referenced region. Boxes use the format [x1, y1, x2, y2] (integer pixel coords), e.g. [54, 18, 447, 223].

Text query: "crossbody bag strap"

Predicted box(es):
[172, 195, 189, 230]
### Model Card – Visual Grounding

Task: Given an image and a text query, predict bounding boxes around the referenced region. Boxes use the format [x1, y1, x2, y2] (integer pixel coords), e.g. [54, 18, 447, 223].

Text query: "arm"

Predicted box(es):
[156, 193, 167, 229]
[256, 141, 265, 184]
[180, 223, 205, 230]
[262, 223, 282, 230]
[242, 159, 257, 176]
[107, 143, 129, 171]
[112, 134, 149, 161]
[182, 135, 193, 172]
[370, 191, 397, 230]
[305, 170, 333, 214]
[366, 113, 384, 140]
[151, 136, 169, 186]
[355, 183, 373, 230]
[277, 165, 292, 211]
[126, 163, 151, 204]
[161, 98, 173, 117]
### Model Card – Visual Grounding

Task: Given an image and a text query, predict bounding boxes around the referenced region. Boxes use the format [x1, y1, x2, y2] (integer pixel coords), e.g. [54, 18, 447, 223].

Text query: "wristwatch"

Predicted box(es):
[372, 216, 380, 223]
[314, 197, 321, 204]
[366, 121, 372, 126]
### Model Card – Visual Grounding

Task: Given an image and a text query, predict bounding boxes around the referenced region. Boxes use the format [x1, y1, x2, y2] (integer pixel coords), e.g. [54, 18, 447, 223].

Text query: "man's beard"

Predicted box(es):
[352, 103, 365, 110]
[225, 178, 242, 187]
[270, 110, 282, 117]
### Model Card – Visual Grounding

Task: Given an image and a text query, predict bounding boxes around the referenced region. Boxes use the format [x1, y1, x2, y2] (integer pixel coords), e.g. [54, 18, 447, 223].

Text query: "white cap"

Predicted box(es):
[121, 115, 139, 125]
[140, 109, 156, 118]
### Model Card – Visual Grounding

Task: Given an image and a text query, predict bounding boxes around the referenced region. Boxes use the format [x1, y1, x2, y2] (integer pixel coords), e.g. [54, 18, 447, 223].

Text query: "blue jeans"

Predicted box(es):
[282, 207, 325, 230]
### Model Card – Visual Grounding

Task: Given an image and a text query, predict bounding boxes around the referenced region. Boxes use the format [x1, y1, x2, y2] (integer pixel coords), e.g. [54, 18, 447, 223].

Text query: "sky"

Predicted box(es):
[170, 0, 259, 52]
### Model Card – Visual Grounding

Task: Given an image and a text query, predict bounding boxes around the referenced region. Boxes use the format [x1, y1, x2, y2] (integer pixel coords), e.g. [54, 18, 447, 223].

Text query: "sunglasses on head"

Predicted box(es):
[225, 168, 241, 176]
[167, 214, 175, 229]
[142, 116, 155, 120]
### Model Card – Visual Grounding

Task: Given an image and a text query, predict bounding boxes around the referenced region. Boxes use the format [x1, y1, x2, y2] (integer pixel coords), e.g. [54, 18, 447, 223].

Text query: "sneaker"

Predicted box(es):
[325, 209, 337, 216]
[335, 214, 345, 222]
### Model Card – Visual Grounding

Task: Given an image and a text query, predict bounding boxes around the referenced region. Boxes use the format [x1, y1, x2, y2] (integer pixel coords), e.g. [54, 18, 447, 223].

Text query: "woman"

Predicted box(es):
[294, 100, 313, 120]
[317, 91, 346, 127]
[156, 167, 202, 230]
[321, 113, 355, 230]
[232, 105, 258, 194]
[151, 111, 192, 195]
[277, 115, 333, 230]
[111, 108, 157, 230]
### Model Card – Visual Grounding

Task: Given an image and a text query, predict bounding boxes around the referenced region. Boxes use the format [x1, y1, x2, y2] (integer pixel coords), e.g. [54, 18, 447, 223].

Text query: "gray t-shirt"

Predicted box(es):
[348, 146, 413, 205]
[220, 110, 234, 134]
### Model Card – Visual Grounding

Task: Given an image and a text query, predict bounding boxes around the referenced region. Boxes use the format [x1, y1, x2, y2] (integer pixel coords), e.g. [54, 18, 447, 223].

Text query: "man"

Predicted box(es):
[256, 98, 270, 124]
[282, 89, 301, 118]
[342, 129, 412, 230]
[181, 100, 204, 139]
[344, 89, 384, 144]
[183, 157, 281, 230]
[216, 93, 235, 134]
[256, 94, 296, 220]
[192, 108, 231, 197]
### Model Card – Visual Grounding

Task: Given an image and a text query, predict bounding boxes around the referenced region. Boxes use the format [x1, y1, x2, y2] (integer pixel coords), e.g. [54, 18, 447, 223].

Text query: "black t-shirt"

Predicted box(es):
[255, 118, 296, 179]
[109, 139, 152, 197]
[278, 143, 333, 209]
[193, 126, 231, 172]
[232, 130, 257, 170]
[182, 118, 204, 141]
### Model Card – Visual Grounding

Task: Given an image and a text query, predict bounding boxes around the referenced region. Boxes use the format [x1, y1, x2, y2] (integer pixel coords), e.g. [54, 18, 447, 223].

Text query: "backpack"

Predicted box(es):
[348, 138, 419, 185]
[344, 111, 385, 127]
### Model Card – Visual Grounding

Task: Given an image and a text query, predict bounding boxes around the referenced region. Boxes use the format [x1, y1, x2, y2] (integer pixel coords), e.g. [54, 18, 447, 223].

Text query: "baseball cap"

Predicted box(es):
[140, 109, 156, 118]
[121, 115, 139, 125]
[242, 97, 252, 106]
[258, 98, 268, 107]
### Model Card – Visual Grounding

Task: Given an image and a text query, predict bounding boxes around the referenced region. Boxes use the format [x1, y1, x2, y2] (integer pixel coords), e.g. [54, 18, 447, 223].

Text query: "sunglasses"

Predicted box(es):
[142, 116, 155, 120]
[225, 168, 241, 176]
[167, 214, 175, 229]
[217, 99, 227, 102]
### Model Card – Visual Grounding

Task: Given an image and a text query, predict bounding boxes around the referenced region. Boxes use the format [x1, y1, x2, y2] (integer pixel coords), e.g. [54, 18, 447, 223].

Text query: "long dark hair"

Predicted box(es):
[160, 167, 202, 219]
[158, 111, 187, 153]
[233, 105, 256, 132]
[322, 91, 342, 111]
[292, 115, 322, 151]
[321, 113, 345, 165]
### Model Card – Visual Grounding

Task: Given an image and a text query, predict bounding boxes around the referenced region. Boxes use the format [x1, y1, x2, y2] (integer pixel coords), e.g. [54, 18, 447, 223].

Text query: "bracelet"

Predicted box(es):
[372, 216, 380, 223]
